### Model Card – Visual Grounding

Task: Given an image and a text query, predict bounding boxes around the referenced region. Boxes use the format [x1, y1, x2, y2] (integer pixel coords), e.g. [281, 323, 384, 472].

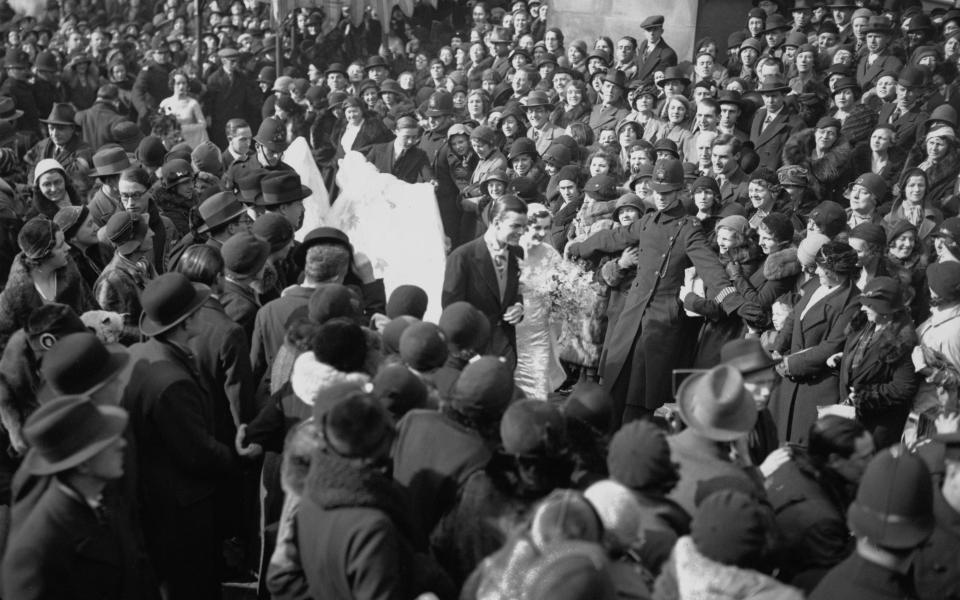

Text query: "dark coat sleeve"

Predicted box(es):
[153, 375, 237, 476]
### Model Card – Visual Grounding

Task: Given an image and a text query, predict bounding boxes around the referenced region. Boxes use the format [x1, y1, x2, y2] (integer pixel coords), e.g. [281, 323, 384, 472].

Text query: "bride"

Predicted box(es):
[159, 69, 209, 148]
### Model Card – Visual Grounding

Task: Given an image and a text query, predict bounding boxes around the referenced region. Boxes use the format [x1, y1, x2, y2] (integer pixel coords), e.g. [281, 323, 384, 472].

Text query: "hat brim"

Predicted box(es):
[39, 118, 76, 126]
[858, 296, 898, 314]
[197, 206, 247, 234]
[848, 502, 934, 549]
[139, 283, 211, 337]
[22, 406, 128, 476]
[525, 101, 555, 110]
[93, 164, 129, 178]
[677, 373, 758, 442]
[0, 109, 24, 123]
[757, 85, 791, 94]
[650, 181, 684, 193]
[425, 108, 454, 117]
[293, 233, 353, 269]
[259, 184, 312, 206]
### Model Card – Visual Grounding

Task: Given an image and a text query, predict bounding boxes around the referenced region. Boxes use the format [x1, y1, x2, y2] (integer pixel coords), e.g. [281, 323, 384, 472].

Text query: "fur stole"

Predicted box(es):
[844, 314, 918, 364]
[0, 329, 40, 452]
[0, 254, 92, 343]
[762, 247, 801, 281]
[782, 128, 854, 188]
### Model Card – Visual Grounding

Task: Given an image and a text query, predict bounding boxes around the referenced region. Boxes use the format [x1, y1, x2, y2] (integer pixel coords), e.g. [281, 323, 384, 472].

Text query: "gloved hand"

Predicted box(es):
[725, 261, 742, 279]
[736, 301, 764, 324]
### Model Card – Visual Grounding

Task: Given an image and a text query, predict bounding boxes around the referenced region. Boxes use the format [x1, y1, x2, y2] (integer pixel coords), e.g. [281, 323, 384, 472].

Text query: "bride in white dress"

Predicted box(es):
[159, 69, 209, 148]
[515, 203, 566, 400]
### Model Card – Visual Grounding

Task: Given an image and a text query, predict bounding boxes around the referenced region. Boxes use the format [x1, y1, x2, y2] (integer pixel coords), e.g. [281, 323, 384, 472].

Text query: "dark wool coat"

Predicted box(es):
[2, 482, 158, 600]
[914, 489, 960, 600]
[220, 279, 260, 341]
[364, 141, 435, 184]
[770, 279, 861, 444]
[442, 237, 523, 368]
[900, 145, 960, 215]
[782, 128, 855, 203]
[765, 454, 855, 593]
[296, 450, 452, 600]
[0, 255, 94, 349]
[750, 107, 805, 173]
[838, 314, 919, 449]
[566, 203, 744, 422]
[730, 246, 802, 323]
[810, 553, 916, 600]
[848, 142, 906, 195]
[877, 102, 928, 154]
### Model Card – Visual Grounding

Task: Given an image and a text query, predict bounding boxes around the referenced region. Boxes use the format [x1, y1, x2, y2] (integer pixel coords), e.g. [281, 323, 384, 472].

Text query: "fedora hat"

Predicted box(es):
[139, 272, 210, 336]
[253, 117, 288, 152]
[0, 96, 23, 123]
[21, 395, 128, 476]
[863, 15, 892, 34]
[39, 103, 77, 126]
[897, 65, 926, 89]
[41, 332, 130, 395]
[524, 90, 553, 109]
[756, 75, 790, 94]
[677, 364, 757, 441]
[603, 69, 628, 89]
[260, 172, 311, 207]
[489, 26, 512, 44]
[763, 14, 791, 33]
[324, 62, 347, 77]
[720, 338, 777, 376]
[197, 191, 246, 234]
[716, 89, 745, 109]
[378, 79, 406, 98]
[659, 66, 690, 87]
[92, 146, 131, 178]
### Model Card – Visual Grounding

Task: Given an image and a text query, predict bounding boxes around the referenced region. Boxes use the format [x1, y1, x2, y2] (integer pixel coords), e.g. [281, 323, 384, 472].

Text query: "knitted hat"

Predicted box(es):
[849, 222, 887, 248]
[191, 141, 224, 177]
[583, 479, 643, 550]
[380, 316, 418, 356]
[307, 284, 357, 324]
[760, 213, 793, 243]
[692, 490, 768, 567]
[450, 356, 514, 422]
[607, 420, 677, 491]
[438, 301, 490, 352]
[399, 322, 448, 371]
[386, 285, 428, 319]
[530, 489, 603, 549]
[501, 399, 567, 457]
[797, 232, 831, 269]
[372, 363, 428, 419]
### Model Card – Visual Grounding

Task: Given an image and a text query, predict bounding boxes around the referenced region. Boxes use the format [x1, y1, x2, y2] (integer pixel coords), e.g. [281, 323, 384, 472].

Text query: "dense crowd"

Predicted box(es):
[2, 0, 960, 598]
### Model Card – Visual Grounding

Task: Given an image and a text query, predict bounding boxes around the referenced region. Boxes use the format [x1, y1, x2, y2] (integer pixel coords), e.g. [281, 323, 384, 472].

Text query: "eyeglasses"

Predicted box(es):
[120, 191, 144, 201]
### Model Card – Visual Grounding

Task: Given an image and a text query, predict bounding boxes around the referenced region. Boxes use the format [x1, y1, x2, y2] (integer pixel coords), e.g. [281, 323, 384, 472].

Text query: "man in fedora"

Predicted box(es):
[828, 1, 858, 46]
[75, 84, 126, 151]
[0, 49, 39, 145]
[877, 66, 929, 151]
[750, 75, 804, 171]
[2, 395, 158, 599]
[366, 115, 434, 184]
[223, 117, 294, 193]
[165, 190, 251, 271]
[567, 159, 761, 428]
[636, 15, 678, 84]
[524, 90, 564, 155]
[489, 26, 513, 77]
[589, 70, 631, 140]
[856, 16, 902, 91]
[126, 272, 240, 599]
[667, 364, 765, 516]
[206, 46, 261, 148]
[219, 230, 271, 340]
[25, 103, 93, 196]
[86, 146, 131, 228]
[260, 171, 310, 231]
[811, 447, 933, 599]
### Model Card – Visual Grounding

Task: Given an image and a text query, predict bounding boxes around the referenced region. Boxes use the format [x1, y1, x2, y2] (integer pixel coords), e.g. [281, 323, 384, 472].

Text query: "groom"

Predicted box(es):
[442, 195, 526, 368]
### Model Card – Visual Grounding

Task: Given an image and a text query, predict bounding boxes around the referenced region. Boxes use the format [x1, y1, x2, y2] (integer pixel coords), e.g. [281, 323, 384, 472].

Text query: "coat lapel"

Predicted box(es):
[474, 241, 502, 307]
[754, 112, 788, 147]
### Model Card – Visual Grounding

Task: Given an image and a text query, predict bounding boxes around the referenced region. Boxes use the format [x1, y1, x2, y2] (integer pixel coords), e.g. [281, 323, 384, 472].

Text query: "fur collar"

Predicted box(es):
[763, 247, 800, 281]
[0, 255, 89, 336]
[304, 448, 422, 546]
[782, 128, 854, 186]
[669, 536, 803, 600]
[844, 315, 918, 363]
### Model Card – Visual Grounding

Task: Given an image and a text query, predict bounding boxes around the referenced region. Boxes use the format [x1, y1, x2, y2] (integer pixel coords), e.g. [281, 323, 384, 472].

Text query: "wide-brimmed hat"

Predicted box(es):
[716, 90, 745, 109]
[658, 66, 690, 87]
[763, 14, 791, 33]
[39, 103, 77, 126]
[92, 146, 131, 178]
[603, 69, 628, 89]
[720, 338, 777, 376]
[41, 332, 130, 395]
[863, 15, 893, 34]
[677, 364, 757, 441]
[524, 90, 553, 109]
[21, 395, 128, 476]
[260, 172, 311, 207]
[197, 191, 246, 234]
[0, 96, 23, 123]
[756, 76, 790, 94]
[139, 272, 210, 336]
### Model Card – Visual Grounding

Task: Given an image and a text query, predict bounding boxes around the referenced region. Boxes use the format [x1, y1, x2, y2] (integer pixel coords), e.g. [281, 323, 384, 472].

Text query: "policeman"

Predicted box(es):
[914, 432, 960, 599]
[222, 117, 293, 193]
[566, 158, 761, 429]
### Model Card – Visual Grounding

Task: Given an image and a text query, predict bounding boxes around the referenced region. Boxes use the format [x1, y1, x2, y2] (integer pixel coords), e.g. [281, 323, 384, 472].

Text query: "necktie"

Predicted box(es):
[761, 114, 773, 133]
[890, 109, 900, 124]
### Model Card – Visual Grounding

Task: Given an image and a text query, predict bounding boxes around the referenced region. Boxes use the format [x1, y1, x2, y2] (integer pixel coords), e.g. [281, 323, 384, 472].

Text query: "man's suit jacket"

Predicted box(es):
[527, 123, 566, 156]
[365, 141, 434, 183]
[855, 53, 903, 91]
[635, 39, 678, 83]
[719, 166, 751, 207]
[442, 236, 523, 366]
[75, 100, 125, 151]
[749, 108, 804, 172]
[877, 102, 928, 153]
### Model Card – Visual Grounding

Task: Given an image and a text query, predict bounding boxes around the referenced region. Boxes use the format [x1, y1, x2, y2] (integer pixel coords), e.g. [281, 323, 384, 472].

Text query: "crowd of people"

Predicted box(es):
[1, 0, 960, 598]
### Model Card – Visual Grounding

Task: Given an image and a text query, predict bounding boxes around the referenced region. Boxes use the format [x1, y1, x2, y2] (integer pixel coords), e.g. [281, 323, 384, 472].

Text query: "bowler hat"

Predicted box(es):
[294, 226, 353, 268]
[21, 395, 128, 476]
[650, 158, 685, 193]
[260, 172, 311, 206]
[858, 276, 902, 314]
[221, 231, 269, 277]
[0, 96, 23, 123]
[136, 136, 166, 169]
[863, 15, 893, 34]
[197, 191, 246, 234]
[254, 117, 288, 152]
[848, 446, 934, 549]
[104, 211, 149, 255]
[898, 66, 926, 89]
[756, 75, 790, 94]
[716, 90, 745, 109]
[676, 364, 757, 441]
[139, 272, 211, 336]
[39, 103, 77, 126]
[603, 70, 627, 89]
[653, 138, 680, 159]
[257, 66, 277, 83]
[501, 399, 567, 457]
[92, 146, 130, 178]
[41, 332, 130, 395]
[365, 55, 389, 71]
[658, 66, 690, 88]
[324, 63, 346, 77]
